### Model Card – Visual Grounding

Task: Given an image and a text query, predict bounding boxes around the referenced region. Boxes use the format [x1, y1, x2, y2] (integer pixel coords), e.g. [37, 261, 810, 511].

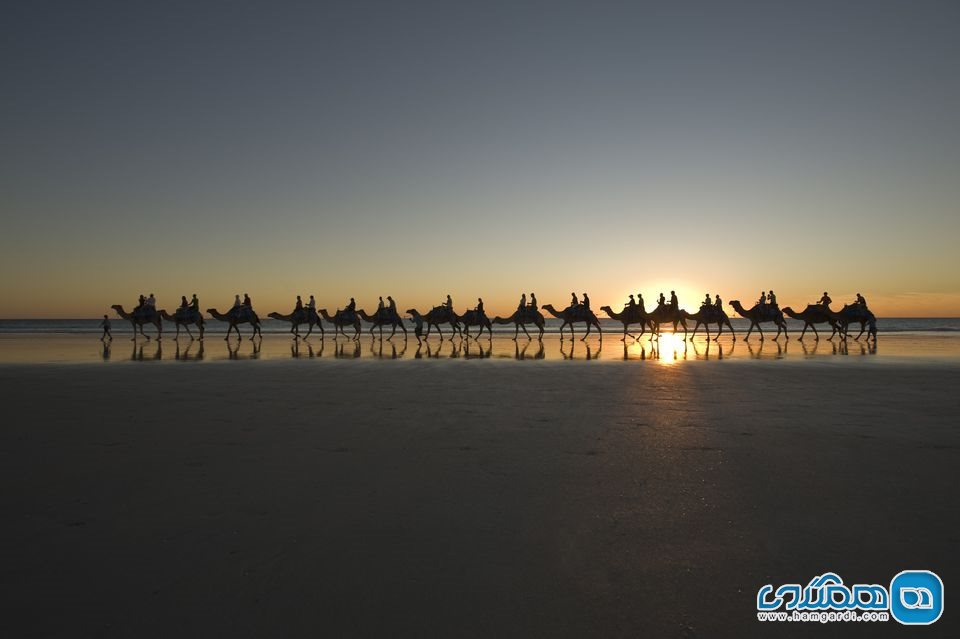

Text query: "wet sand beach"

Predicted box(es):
[1, 351, 958, 637]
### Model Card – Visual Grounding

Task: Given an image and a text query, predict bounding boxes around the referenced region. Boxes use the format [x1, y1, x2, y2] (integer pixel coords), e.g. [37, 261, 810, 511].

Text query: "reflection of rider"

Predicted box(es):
[529, 292, 538, 311]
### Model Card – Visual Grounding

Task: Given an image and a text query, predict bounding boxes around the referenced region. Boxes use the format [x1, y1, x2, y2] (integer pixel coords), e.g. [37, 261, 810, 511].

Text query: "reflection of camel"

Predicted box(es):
[514, 339, 545, 360]
[112, 305, 162, 340]
[370, 337, 405, 360]
[463, 339, 492, 359]
[681, 307, 735, 341]
[207, 307, 262, 340]
[358, 308, 407, 339]
[407, 308, 460, 339]
[728, 301, 787, 341]
[130, 340, 162, 361]
[601, 305, 655, 340]
[541, 304, 602, 340]
[647, 304, 689, 338]
[782, 305, 838, 341]
[455, 309, 492, 338]
[174, 340, 205, 361]
[268, 309, 323, 339]
[227, 338, 261, 360]
[835, 304, 877, 341]
[160, 308, 205, 340]
[492, 308, 545, 340]
[334, 339, 362, 358]
[319, 309, 361, 339]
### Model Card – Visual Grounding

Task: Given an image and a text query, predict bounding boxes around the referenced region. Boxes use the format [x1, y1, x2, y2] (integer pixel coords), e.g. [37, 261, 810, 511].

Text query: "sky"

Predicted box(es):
[1, 0, 959, 318]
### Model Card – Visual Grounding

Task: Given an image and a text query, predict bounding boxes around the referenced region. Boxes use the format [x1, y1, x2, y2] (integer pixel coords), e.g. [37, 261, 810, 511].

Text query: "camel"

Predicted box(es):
[358, 307, 408, 339]
[111, 305, 162, 340]
[541, 304, 603, 340]
[206, 307, 262, 340]
[319, 308, 361, 339]
[681, 306, 735, 341]
[492, 308, 545, 340]
[268, 308, 323, 339]
[647, 303, 689, 339]
[600, 305, 655, 340]
[728, 300, 787, 341]
[455, 309, 493, 338]
[782, 305, 839, 341]
[159, 308, 205, 340]
[407, 307, 461, 339]
[834, 303, 877, 341]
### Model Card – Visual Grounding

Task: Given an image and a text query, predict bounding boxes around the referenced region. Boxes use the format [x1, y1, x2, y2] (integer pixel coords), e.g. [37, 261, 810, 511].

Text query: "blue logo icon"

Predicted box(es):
[889, 570, 944, 625]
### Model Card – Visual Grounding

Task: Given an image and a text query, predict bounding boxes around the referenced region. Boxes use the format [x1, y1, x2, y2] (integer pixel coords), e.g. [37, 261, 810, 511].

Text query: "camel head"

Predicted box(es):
[405, 308, 420, 318]
[111, 304, 124, 313]
[267, 312, 284, 320]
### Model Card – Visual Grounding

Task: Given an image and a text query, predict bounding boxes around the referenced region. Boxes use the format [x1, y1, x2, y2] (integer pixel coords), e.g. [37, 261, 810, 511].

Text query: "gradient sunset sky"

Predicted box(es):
[2, 1, 958, 318]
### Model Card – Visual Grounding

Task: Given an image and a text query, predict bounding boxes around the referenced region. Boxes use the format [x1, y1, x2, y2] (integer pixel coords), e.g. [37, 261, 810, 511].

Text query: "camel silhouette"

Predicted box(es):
[781, 304, 839, 341]
[492, 308, 545, 340]
[601, 305, 655, 341]
[358, 308, 408, 339]
[159, 308, 205, 340]
[728, 300, 787, 341]
[835, 303, 877, 341]
[406, 307, 461, 339]
[455, 309, 493, 339]
[319, 308, 361, 340]
[541, 304, 603, 340]
[681, 306, 735, 341]
[268, 309, 323, 339]
[207, 307, 262, 340]
[647, 303, 689, 339]
[112, 304, 162, 341]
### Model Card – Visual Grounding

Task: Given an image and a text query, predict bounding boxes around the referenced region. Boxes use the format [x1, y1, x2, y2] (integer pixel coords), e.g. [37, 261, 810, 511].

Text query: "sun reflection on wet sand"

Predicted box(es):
[0, 332, 957, 365]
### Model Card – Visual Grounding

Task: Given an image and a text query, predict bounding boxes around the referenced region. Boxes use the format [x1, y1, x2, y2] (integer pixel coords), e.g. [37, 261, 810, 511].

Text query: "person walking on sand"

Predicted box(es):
[410, 311, 424, 344]
[99, 314, 112, 340]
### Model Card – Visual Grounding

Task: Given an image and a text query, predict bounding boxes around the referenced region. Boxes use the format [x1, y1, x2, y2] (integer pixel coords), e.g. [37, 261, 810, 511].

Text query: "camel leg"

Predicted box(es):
[811, 324, 819, 340]
[582, 322, 590, 341]
[798, 324, 807, 341]
[520, 323, 531, 339]
[388, 324, 396, 339]
[513, 324, 519, 340]
[854, 323, 865, 340]
[703, 324, 710, 341]
[595, 321, 603, 340]
[184, 324, 193, 339]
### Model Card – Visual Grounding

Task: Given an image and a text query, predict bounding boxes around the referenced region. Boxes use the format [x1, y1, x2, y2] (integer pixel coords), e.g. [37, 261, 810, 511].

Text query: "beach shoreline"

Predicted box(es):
[2, 359, 958, 636]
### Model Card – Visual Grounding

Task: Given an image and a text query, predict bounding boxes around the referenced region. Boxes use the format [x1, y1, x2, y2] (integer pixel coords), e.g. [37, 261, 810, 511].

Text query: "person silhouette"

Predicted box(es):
[767, 290, 777, 307]
[637, 293, 645, 311]
[518, 293, 526, 311]
[571, 292, 578, 307]
[703, 293, 712, 308]
[387, 296, 397, 312]
[856, 293, 867, 308]
[232, 294, 242, 309]
[758, 291, 767, 307]
[714, 294, 722, 309]
[658, 292, 666, 307]
[669, 291, 678, 308]
[346, 297, 356, 312]
[378, 296, 385, 311]
[180, 295, 189, 309]
[627, 294, 636, 308]
[190, 294, 199, 311]
[529, 292, 538, 311]
[819, 291, 832, 307]
[445, 294, 453, 310]
[243, 293, 251, 308]
[99, 314, 112, 340]
[295, 295, 303, 312]
[307, 295, 316, 310]
[582, 293, 591, 310]
[475, 297, 484, 314]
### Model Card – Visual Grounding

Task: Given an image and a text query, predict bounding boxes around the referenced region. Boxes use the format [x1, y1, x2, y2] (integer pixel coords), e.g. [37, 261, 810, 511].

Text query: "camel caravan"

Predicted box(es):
[110, 289, 877, 343]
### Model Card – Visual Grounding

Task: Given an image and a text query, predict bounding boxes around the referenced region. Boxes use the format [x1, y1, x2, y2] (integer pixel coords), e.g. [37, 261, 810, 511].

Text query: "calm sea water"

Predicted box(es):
[1, 317, 957, 335]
